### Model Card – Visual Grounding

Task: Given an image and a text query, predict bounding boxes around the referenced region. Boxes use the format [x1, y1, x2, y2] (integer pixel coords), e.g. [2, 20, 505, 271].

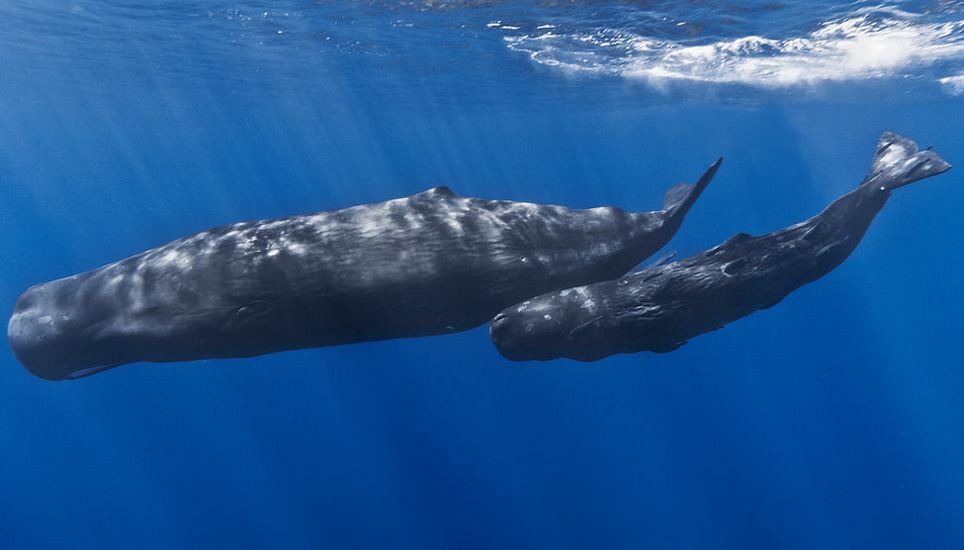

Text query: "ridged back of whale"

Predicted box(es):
[7, 170, 719, 379]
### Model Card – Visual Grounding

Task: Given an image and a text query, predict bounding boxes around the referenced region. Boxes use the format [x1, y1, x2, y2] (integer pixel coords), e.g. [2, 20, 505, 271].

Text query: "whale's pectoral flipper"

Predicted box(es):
[867, 131, 951, 191]
[662, 157, 723, 220]
[648, 250, 678, 268]
[651, 340, 686, 353]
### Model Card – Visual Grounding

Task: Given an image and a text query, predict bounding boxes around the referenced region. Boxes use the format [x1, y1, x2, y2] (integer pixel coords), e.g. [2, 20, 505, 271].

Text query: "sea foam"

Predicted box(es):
[503, 7, 964, 92]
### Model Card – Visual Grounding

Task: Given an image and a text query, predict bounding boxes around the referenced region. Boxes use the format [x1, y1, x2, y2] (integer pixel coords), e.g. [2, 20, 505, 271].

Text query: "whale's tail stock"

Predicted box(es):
[661, 157, 723, 221]
[866, 131, 951, 191]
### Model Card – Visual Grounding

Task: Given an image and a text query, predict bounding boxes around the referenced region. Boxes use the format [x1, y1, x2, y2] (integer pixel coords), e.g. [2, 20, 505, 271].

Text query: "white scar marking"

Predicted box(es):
[878, 141, 910, 168]
[444, 209, 465, 235]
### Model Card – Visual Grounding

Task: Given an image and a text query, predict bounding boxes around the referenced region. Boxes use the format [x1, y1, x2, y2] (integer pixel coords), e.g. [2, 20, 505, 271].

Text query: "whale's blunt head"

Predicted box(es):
[490, 311, 550, 362]
[7, 281, 120, 380]
[489, 294, 578, 362]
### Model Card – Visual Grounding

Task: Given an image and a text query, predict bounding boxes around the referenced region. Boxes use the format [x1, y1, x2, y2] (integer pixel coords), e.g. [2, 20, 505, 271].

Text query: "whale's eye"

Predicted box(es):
[722, 258, 749, 276]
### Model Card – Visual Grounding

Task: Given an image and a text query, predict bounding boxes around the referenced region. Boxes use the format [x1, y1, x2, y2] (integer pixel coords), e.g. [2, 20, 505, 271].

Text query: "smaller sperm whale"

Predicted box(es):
[8, 160, 720, 380]
[490, 132, 951, 362]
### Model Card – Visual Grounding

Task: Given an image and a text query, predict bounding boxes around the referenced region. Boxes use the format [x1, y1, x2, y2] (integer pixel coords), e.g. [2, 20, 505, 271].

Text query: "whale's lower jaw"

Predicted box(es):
[8, 318, 126, 381]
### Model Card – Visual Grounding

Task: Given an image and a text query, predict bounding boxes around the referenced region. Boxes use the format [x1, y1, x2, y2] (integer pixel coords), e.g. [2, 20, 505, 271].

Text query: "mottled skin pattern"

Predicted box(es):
[491, 133, 951, 362]
[8, 161, 720, 379]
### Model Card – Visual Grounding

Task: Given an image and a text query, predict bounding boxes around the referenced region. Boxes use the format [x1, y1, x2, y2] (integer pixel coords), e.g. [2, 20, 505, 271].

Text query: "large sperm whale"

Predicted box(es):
[490, 132, 951, 362]
[8, 161, 720, 379]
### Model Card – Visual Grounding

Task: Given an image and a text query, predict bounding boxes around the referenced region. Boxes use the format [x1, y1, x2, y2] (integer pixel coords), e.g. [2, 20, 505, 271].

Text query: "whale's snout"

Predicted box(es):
[489, 312, 527, 361]
[8, 296, 72, 380]
[489, 306, 561, 362]
[7, 284, 117, 381]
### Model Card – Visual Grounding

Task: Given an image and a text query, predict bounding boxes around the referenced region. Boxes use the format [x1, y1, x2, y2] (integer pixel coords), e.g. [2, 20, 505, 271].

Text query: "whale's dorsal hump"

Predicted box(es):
[425, 185, 458, 198]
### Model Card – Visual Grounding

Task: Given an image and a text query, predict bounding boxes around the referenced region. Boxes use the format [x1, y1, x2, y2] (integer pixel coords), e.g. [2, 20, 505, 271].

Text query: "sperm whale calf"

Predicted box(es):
[490, 132, 951, 362]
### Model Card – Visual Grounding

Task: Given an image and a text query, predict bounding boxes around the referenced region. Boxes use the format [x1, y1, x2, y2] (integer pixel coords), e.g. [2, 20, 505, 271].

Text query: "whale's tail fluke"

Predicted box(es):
[662, 157, 723, 220]
[867, 132, 951, 191]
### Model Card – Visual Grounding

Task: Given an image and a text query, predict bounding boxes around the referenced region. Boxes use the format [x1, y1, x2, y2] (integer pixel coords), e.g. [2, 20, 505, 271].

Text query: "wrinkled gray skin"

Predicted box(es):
[491, 132, 951, 362]
[9, 161, 720, 379]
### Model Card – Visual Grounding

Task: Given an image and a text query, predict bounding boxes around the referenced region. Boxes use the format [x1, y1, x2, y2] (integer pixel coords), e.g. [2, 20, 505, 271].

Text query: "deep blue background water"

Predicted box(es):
[1, 1, 963, 548]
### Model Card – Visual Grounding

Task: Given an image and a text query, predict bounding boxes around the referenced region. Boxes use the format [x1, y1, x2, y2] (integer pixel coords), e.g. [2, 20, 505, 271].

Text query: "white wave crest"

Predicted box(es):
[504, 8, 964, 89]
[939, 73, 964, 94]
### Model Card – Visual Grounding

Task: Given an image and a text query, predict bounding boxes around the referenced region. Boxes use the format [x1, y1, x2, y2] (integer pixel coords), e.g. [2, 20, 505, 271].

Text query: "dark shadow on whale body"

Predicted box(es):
[491, 132, 952, 362]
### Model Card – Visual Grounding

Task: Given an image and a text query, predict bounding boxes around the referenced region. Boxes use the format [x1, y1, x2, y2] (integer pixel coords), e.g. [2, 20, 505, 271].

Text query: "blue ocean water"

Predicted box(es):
[1, 1, 963, 548]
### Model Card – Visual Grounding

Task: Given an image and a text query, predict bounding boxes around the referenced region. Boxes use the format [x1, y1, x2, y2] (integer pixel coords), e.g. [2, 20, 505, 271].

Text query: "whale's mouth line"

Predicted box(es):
[62, 363, 123, 380]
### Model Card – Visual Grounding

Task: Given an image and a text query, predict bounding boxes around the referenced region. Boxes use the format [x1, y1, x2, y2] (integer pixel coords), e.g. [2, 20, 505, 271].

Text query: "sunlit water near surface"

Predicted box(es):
[1, 1, 963, 548]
